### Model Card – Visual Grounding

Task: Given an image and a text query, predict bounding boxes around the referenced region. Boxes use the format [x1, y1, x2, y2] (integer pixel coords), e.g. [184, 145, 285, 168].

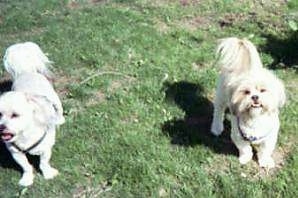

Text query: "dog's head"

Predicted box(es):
[229, 69, 285, 117]
[0, 91, 57, 142]
[0, 92, 35, 142]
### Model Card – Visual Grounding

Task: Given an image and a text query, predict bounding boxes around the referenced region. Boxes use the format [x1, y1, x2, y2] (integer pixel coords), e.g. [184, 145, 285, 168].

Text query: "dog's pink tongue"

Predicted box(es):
[1, 133, 13, 141]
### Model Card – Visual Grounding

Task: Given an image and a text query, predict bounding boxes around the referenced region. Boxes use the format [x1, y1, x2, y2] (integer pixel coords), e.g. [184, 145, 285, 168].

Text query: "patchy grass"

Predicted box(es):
[0, 0, 297, 197]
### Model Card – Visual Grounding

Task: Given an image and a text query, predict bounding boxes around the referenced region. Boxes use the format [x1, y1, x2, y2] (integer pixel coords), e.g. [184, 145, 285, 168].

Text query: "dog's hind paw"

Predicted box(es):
[258, 157, 275, 169]
[43, 167, 59, 179]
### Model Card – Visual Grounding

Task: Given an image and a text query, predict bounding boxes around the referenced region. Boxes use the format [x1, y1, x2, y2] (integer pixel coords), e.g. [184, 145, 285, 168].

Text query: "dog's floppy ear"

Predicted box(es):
[230, 88, 245, 116]
[229, 97, 239, 116]
[227, 83, 239, 115]
[25, 93, 60, 126]
[275, 79, 286, 108]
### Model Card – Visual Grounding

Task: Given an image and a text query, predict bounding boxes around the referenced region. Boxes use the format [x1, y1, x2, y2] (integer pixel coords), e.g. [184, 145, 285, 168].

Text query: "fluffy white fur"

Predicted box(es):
[4, 42, 53, 80]
[211, 37, 286, 168]
[0, 42, 64, 186]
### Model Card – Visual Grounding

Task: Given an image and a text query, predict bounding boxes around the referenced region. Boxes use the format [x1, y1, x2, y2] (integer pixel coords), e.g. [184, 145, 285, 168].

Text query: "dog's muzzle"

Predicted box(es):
[0, 124, 14, 142]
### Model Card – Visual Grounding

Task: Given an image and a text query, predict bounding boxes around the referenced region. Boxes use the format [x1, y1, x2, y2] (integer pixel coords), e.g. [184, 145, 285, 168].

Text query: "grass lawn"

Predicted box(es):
[0, 0, 297, 197]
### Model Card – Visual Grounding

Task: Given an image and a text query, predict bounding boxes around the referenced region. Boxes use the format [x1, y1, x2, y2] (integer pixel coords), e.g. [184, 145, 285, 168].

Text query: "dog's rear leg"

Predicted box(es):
[40, 148, 59, 180]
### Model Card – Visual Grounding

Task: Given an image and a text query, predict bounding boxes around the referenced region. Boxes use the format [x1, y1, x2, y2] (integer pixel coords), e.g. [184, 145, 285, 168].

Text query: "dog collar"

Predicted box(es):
[11, 131, 47, 154]
[236, 116, 267, 142]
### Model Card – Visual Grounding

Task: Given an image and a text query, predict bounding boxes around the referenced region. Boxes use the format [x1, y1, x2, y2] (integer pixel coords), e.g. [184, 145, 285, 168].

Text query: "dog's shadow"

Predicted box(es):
[0, 80, 40, 173]
[261, 32, 298, 70]
[161, 81, 237, 155]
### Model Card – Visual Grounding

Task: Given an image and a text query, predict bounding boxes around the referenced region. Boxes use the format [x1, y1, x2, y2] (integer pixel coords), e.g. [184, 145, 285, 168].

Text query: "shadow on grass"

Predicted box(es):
[161, 81, 237, 156]
[0, 79, 12, 93]
[261, 31, 298, 69]
[0, 79, 41, 173]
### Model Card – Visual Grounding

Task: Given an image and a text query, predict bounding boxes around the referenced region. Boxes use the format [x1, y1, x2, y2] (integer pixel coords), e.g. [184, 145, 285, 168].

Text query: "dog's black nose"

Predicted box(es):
[251, 95, 259, 101]
[0, 124, 6, 132]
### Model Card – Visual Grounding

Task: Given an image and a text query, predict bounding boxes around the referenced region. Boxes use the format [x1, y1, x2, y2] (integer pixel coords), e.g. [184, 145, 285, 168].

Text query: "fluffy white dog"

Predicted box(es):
[0, 42, 65, 186]
[211, 37, 286, 168]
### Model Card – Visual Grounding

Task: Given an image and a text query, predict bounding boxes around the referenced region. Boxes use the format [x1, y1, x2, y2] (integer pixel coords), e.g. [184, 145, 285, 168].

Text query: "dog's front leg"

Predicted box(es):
[40, 148, 59, 179]
[257, 136, 278, 168]
[237, 143, 253, 165]
[11, 152, 34, 186]
[231, 133, 253, 164]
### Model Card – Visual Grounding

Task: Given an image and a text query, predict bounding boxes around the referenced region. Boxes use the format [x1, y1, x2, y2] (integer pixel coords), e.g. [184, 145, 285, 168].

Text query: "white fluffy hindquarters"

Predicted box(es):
[216, 37, 263, 74]
[3, 42, 53, 79]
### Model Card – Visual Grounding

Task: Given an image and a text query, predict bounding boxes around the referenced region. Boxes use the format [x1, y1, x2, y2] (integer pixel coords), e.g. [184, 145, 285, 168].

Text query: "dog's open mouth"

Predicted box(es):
[251, 103, 262, 108]
[1, 132, 14, 141]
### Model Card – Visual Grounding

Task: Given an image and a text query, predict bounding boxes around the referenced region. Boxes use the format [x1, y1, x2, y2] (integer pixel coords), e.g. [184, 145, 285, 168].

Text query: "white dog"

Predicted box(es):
[0, 42, 65, 186]
[211, 37, 286, 168]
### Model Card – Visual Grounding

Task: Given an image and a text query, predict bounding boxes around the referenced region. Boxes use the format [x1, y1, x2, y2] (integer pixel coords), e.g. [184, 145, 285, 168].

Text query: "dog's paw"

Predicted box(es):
[211, 121, 224, 136]
[258, 157, 275, 169]
[56, 115, 65, 125]
[19, 172, 34, 186]
[43, 167, 59, 180]
[239, 153, 253, 164]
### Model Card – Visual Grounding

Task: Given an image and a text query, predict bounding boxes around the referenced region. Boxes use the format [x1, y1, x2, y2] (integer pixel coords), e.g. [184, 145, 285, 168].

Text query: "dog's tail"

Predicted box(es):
[3, 42, 53, 80]
[216, 37, 263, 74]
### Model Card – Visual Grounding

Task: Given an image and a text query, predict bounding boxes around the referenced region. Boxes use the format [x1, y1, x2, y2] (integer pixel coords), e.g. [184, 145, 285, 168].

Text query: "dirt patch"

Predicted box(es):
[5, 27, 45, 40]
[88, 0, 108, 4]
[218, 2, 286, 30]
[54, 72, 80, 98]
[248, 144, 293, 179]
[108, 80, 123, 92]
[218, 12, 251, 28]
[86, 90, 106, 106]
[84, 77, 133, 107]
[272, 145, 290, 169]
[205, 142, 293, 180]
[73, 181, 112, 198]
[177, 16, 213, 31]
[142, 0, 177, 7]
[154, 19, 170, 33]
[66, 0, 80, 9]
[202, 155, 232, 176]
[179, 0, 200, 6]
[66, 0, 109, 10]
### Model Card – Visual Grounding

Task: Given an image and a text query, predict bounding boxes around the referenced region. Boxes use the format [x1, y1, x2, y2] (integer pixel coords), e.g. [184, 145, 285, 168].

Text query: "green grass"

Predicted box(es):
[0, 0, 298, 197]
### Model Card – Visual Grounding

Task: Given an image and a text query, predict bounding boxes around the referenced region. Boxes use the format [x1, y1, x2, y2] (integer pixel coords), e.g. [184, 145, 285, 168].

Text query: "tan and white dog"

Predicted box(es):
[211, 37, 286, 168]
[0, 42, 64, 186]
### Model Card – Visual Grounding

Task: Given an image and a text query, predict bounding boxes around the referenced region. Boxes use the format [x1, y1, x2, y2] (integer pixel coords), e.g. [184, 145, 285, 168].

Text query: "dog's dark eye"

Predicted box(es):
[11, 113, 19, 118]
[260, 89, 266, 93]
[0, 113, 2, 118]
[244, 90, 251, 95]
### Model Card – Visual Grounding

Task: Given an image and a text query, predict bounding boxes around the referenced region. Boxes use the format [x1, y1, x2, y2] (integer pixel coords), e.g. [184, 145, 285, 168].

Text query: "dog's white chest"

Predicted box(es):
[235, 114, 279, 141]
